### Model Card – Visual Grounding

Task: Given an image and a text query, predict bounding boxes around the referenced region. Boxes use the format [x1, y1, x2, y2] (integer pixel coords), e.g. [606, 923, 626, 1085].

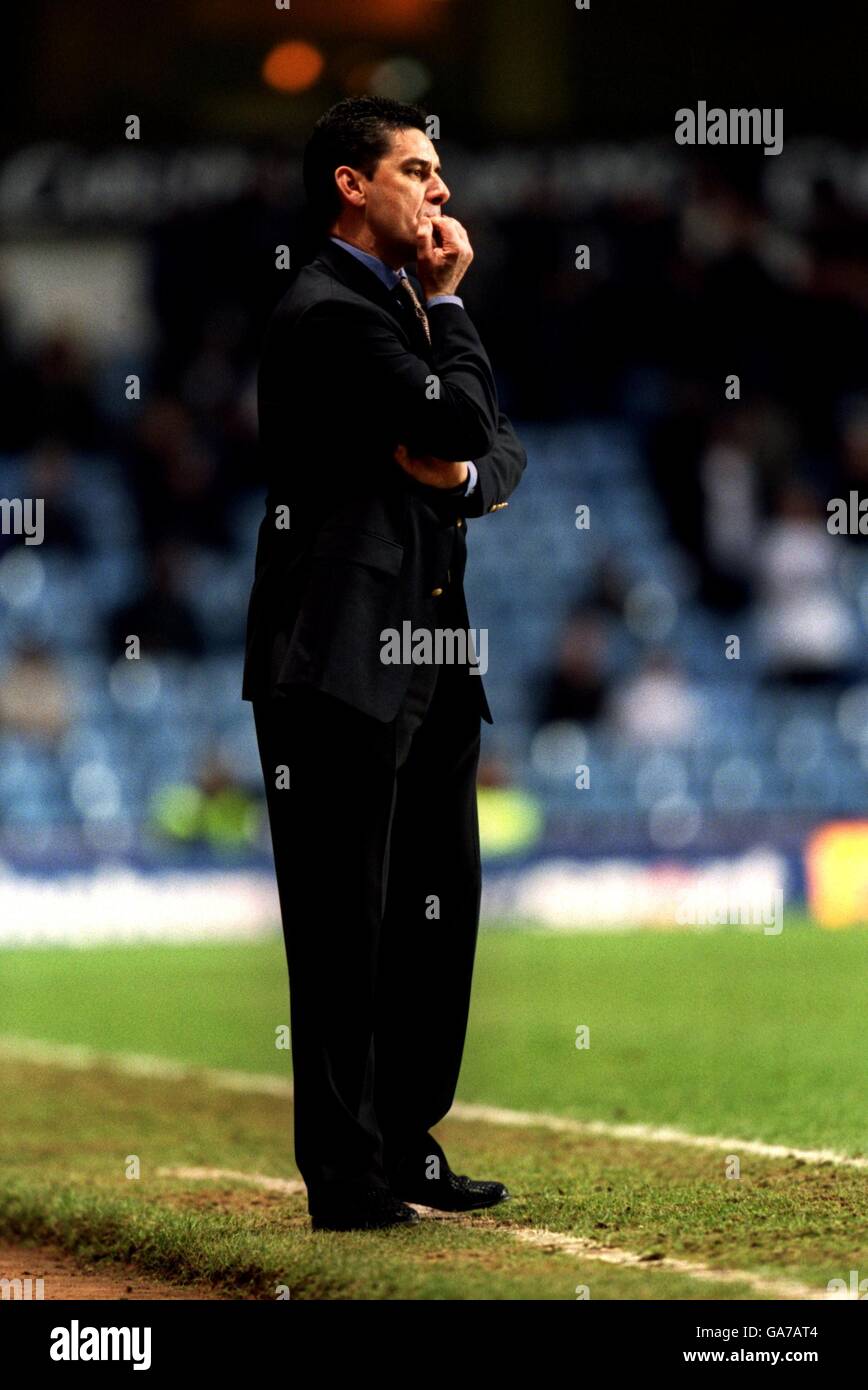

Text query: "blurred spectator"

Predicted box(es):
[538, 562, 628, 726]
[105, 543, 204, 659]
[833, 399, 868, 541]
[539, 609, 610, 726]
[756, 483, 857, 687]
[608, 649, 701, 747]
[22, 441, 87, 555]
[698, 437, 757, 610]
[148, 747, 262, 853]
[0, 326, 100, 452]
[126, 397, 233, 553]
[0, 638, 71, 744]
[476, 753, 544, 859]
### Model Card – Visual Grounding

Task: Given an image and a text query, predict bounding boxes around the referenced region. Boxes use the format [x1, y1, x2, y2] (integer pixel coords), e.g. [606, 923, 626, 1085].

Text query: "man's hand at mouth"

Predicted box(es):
[393, 443, 469, 491]
[415, 215, 473, 300]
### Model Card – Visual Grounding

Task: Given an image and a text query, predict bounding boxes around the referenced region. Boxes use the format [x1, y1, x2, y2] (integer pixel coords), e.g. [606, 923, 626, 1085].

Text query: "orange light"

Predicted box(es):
[262, 41, 324, 94]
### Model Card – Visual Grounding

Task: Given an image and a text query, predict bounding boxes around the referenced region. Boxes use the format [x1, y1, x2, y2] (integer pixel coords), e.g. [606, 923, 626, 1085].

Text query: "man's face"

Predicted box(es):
[360, 127, 451, 263]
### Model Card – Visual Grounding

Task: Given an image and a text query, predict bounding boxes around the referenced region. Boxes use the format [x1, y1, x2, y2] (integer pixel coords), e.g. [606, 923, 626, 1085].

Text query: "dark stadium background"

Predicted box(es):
[1, 0, 867, 937]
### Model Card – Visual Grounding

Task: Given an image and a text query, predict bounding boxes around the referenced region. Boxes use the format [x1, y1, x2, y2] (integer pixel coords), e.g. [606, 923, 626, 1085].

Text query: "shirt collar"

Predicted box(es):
[329, 236, 407, 292]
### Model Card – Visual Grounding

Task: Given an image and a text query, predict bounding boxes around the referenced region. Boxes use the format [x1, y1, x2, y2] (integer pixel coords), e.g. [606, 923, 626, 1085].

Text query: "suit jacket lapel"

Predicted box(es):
[313, 240, 431, 356]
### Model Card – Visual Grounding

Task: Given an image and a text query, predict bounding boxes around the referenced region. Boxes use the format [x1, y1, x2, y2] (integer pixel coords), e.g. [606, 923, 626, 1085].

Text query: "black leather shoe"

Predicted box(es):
[395, 1168, 511, 1212]
[309, 1187, 421, 1232]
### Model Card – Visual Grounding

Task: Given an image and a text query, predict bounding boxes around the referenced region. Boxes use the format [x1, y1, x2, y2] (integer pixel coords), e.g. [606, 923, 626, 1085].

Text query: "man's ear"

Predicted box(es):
[334, 166, 365, 210]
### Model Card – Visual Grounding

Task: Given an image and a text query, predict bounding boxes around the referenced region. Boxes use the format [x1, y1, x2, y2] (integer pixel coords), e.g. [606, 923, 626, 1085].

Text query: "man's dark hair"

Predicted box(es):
[303, 95, 428, 232]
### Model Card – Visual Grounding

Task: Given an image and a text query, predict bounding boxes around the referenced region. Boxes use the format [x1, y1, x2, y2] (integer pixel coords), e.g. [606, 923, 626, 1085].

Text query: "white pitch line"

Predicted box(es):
[156, 1165, 842, 1301]
[0, 1035, 292, 1096]
[508, 1227, 844, 1301]
[2, 1033, 867, 1171]
[449, 1101, 868, 1172]
[157, 1166, 305, 1196]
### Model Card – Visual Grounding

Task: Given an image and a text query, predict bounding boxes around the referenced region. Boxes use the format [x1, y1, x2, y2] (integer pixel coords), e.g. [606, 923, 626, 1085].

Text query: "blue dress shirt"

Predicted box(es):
[329, 236, 478, 497]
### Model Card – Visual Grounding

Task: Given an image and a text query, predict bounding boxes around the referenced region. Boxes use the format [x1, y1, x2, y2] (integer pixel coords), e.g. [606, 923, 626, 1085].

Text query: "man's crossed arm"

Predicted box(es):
[298, 296, 526, 516]
[393, 408, 526, 518]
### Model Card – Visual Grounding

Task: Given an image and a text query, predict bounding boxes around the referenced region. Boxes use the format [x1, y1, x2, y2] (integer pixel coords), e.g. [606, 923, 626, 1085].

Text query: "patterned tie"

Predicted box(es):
[396, 274, 431, 344]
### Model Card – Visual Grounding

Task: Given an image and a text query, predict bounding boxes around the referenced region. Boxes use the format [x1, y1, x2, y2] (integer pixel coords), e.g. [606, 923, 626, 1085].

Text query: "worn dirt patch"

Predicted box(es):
[0, 1242, 236, 1301]
[158, 1184, 310, 1229]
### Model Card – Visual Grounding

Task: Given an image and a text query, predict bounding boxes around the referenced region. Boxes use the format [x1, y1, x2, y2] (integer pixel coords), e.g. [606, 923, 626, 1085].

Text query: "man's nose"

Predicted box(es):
[428, 174, 450, 206]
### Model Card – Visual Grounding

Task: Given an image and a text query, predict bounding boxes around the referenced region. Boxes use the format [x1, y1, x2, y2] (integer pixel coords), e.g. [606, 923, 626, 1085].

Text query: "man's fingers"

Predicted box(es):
[417, 215, 472, 297]
[417, 218, 449, 271]
[430, 215, 468, 255]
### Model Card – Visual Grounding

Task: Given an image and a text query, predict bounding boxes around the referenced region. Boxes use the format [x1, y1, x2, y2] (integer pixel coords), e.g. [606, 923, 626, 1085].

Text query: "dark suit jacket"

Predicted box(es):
[241, 237, 527, 723]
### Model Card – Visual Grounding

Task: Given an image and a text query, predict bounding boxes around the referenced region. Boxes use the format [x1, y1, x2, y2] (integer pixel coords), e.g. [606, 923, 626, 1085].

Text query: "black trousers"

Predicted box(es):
[252, 652, 482, 1207]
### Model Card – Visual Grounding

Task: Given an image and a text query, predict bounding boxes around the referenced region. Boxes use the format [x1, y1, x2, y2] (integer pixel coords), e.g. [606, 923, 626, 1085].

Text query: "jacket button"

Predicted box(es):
[431, 587, 443, 597]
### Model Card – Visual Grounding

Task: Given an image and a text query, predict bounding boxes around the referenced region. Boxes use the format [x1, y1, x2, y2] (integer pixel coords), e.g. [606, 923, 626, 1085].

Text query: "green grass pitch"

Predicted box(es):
[0, 918, 865, 1299]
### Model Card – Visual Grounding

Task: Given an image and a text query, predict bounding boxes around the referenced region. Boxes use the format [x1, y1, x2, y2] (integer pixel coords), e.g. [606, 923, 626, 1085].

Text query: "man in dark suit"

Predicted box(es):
[242, 96, 526, 1231]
